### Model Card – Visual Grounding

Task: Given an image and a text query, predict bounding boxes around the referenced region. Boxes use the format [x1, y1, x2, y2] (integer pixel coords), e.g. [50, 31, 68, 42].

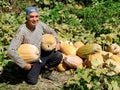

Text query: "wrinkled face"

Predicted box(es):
[26, 12, 39, 27]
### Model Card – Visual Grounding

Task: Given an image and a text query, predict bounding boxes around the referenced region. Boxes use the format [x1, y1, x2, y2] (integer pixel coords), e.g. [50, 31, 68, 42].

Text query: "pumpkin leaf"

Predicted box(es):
[111, 80, 120, 90]
[43, 0, 50, 5]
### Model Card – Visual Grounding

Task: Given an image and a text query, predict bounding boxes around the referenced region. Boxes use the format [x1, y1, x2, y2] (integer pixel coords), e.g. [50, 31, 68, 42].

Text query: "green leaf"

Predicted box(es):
[44, 0, 50, 5]
[111, 81, 120, 90]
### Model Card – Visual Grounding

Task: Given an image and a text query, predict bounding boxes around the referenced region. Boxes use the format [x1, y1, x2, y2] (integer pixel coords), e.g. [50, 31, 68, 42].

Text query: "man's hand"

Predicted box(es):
[23, 63, 32, 70]
[55, 43, 61, 51]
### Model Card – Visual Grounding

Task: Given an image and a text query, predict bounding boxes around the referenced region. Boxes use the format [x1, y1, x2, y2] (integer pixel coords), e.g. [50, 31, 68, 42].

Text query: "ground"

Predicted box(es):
[0, 61, 74, 90]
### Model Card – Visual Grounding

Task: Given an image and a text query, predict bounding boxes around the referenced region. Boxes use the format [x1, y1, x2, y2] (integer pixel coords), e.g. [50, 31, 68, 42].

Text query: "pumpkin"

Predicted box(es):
[108, 43, 120, 54]
[116, 53, 120, 57]
[100, 51, 113, 61]
[76, 43, 102, 59]
[57, 61, 67, 72]
[110, 55, 120, 65]
[85, 53, 104, 68]
[63, 55, 83, 69]
[18, 44, 39, 63]
[57, 53, 68, 72]
[105, 59, 120, 74]
[73, 41, 84, 49]
[41, 34, 56, 51]
[60, 42, 77, 55]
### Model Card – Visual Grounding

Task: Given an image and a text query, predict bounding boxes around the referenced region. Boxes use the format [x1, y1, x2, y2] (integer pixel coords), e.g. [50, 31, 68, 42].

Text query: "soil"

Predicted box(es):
[0, 62, 74, 90]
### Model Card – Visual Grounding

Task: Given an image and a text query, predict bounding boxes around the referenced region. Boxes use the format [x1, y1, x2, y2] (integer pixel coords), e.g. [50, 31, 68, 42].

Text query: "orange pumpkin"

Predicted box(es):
[57, 61, 67, 72]
[73, 41, 84, 49]
[110, 55, 120, 65]
[18, 44, 39, 63]
[41, 34, 56, 51]
[60, 42, 77, 55]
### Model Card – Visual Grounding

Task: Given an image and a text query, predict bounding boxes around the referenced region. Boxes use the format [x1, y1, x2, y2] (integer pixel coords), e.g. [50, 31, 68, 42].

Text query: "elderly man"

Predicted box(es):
[8, 6, 62, 85]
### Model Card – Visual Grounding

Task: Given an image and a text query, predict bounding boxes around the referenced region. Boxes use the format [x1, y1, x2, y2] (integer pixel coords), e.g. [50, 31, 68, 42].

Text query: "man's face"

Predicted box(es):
[26, 12, 39, 27]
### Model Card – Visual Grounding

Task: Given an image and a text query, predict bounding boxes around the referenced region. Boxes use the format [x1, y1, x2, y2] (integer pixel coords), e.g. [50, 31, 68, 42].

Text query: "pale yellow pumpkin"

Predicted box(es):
[85, 53, 104, 67]
[41, 34, 56, 51]
[108, 43, 120, 54]
[18, 44, 39, 63]
[63, 55, 83, 69]
[100, 51, 113, 61]
[105, 59, 120, 74]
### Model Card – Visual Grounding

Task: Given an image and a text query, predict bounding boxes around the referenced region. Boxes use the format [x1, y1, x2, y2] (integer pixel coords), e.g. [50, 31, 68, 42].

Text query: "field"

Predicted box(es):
[0, 0, 120, 90]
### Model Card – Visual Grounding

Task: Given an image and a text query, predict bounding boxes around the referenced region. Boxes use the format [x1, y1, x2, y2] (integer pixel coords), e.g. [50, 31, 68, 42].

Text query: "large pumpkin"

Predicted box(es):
[73, 41, 84, 49]
[76, 44, 102, 59]
[110, 55, 120, 65]
[63, 55, 83, 69]
[41, 34, 56, 51]
[60, 42, 77, 55]
[84, 53, 104, 68]
[105, 59, 120, 74]
[100, 51, 113, 61]
[18, 44, 39, 63]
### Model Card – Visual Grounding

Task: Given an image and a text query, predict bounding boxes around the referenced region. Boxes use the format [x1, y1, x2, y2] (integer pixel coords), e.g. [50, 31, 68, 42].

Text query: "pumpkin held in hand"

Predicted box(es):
[18, 44, 39, 63]
[41, 34, 56, 51]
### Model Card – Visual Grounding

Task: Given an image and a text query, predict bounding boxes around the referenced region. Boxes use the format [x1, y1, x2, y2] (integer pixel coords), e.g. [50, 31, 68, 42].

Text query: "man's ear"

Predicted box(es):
[26, 15, 29, 20]
[26, 16, 28, 20]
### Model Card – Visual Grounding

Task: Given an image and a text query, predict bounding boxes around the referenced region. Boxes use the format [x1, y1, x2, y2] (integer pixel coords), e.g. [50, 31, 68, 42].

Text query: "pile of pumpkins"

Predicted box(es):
[17, 34, 120, 74]
[57, 41, 120, 74]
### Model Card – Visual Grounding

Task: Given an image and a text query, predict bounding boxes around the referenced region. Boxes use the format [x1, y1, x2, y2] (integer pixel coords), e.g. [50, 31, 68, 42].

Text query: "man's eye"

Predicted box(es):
[30, 16, 34, 18]
[36, 16, 38, 18]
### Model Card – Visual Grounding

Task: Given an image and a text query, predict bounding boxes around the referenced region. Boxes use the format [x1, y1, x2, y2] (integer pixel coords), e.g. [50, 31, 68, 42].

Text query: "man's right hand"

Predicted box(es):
[23, 63, 32, 70]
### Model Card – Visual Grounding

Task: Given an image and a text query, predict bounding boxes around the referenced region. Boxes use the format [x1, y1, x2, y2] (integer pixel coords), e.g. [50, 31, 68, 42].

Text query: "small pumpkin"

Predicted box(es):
[41, 34, 56, 51]
[18, 44, 39, 63]
[57, 61, 67, 72]
[108, 43, 120, 54]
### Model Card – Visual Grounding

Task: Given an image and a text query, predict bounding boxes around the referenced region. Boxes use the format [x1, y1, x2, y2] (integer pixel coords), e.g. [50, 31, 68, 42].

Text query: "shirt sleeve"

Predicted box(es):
[7, 26, 27, 68]
[39, 21, 61, 43]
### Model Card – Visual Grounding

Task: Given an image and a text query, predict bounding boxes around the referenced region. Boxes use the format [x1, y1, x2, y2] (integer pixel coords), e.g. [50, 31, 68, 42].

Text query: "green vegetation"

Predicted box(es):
[0, 0, 120, 89]
[63, 66, 120, 90]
